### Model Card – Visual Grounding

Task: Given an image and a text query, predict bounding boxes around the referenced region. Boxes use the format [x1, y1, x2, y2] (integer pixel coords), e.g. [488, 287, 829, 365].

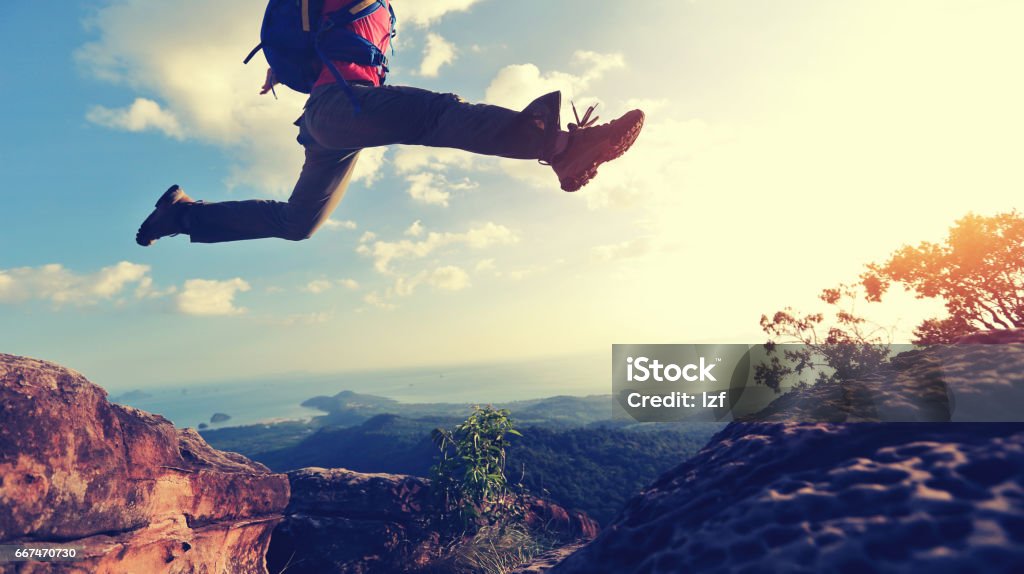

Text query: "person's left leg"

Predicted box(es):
[136, 120, 361, 245]
[185, 147, 360, 244]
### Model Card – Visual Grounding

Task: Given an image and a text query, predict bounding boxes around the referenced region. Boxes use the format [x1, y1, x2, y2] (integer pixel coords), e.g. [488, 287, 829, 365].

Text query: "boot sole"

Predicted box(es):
[561, 110, 645, 192]
[135, 185, 185, 246]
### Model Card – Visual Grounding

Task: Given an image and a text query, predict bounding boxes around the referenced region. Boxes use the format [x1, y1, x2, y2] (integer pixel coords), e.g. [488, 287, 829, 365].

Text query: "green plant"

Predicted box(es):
[758, 283, 892, 392]
[430, 406, 525, 530]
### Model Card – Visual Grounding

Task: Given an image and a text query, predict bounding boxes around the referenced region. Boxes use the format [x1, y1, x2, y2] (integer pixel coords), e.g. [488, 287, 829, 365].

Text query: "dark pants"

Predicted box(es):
[186, 84, 561, 243]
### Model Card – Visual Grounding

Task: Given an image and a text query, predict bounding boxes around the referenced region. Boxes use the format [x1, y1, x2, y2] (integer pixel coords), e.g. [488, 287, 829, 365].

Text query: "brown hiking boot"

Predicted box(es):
[550, 104, 645, 192]
[135, 185, 194, 246]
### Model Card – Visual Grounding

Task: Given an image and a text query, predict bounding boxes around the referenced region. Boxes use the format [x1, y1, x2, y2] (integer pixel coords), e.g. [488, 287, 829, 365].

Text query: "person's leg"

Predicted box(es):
[137, 117, 360, 245]
[304, 84, 564, 161]
[304, 83, 644, 192]
[185, 145, 360, 243]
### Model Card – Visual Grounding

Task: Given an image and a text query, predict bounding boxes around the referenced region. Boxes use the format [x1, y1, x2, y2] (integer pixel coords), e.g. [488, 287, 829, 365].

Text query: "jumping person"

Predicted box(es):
[135, 0, 645, 246]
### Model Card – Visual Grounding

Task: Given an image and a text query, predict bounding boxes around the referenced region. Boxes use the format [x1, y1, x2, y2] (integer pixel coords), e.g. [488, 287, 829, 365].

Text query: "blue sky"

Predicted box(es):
[2, 0, 1023, 390]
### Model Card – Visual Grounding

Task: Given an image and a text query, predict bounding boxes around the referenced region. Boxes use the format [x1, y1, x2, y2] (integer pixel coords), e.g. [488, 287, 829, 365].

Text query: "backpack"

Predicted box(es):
[243, 0, 396, 112]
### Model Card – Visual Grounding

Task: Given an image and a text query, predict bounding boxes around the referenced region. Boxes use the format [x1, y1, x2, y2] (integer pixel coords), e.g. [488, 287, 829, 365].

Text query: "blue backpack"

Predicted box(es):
[243, 0, 396, 112]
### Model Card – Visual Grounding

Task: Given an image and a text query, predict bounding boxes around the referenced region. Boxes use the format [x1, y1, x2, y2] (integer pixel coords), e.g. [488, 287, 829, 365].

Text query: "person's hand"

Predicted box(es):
[260, 68, 278, 95]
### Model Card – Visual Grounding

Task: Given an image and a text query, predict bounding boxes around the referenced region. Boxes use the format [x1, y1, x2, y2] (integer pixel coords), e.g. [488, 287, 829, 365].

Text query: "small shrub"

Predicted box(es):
[758, 283, 892, 392]
[430, 406, 526, 531]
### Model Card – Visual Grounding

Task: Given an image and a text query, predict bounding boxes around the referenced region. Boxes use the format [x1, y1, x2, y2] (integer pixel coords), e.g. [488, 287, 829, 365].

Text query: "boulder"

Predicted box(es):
[267, 467, 599, 574]
[550, 331, 1024, 573]
[0, 354, 289, 573]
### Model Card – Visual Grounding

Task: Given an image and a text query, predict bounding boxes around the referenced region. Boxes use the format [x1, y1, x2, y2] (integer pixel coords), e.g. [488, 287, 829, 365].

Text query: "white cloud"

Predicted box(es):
[475, 258, 496, 272]
[428, 265, 470, 291]
[277, 312, 330, 326]
[322, 219, 358, 231]
[0, 261, 152, 306]
[305, 278, 359, 292]
[304, 279, 333, 294]
[405, 220, 425, 237]
[495, 263, 557, 281]
[355, 222, 515, 309]
[356, 222, 518, 273]
[400, 0, 486, 27]
[484, 50, 625, 115]
[592, 236, 655, 262]
[406, 172, 452, 207]
[362, 264, 470, 310]
[352, 146, 388, 186]
[175, 278, 250, 316]
[406, 172, 479, 207]
[86, 98, 185, 139]
[394, 148, 481, 209]
[134, 276, 178, 300]
[363, 291, 396, 310]
[419, 33, 457, 77]
[393, 147, 477, 174]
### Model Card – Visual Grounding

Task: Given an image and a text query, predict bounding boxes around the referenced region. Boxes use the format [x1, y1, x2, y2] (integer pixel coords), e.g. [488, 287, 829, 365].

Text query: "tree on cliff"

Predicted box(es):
[757, 283, 891, 392]
[862, 210, 1024, 343]
[757, 210, 1024, 391]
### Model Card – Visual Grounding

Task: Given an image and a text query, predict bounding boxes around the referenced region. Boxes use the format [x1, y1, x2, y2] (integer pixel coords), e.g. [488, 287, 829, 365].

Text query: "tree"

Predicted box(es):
[757, 283, 892, 392]
[862, 211, 1024, 343]
[430, 406, 525, 530]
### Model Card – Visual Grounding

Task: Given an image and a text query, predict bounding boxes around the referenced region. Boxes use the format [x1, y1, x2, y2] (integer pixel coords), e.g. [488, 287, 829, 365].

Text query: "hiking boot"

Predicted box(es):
[550, 104, 645, 192]
[135, 185, 194, 246]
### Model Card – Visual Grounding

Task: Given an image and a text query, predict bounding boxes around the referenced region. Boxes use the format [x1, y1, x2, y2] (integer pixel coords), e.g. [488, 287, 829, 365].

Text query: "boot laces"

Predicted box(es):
[569, 101, 600, 131]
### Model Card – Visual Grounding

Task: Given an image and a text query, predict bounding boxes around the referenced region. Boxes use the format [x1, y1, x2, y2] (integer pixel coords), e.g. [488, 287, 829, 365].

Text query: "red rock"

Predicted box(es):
[268, 467, 599, 574]
[0, 354, 289, 573]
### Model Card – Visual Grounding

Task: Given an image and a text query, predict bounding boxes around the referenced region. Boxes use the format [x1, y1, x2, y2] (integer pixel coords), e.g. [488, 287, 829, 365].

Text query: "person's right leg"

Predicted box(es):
[304, 84, 564, 161]
[303, 83, 644, 191]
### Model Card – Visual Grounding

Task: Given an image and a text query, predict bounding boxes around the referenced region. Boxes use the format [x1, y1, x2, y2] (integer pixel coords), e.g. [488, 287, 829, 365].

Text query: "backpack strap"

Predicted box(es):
[242, 43, 263, 65]
[315, 0, 391, 113]
[323, 0, 385, 29]
[316, 45, 364, 114]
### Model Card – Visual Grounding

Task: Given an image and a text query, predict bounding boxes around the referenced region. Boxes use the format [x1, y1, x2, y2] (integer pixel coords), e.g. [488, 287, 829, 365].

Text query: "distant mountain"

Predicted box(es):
[110, 389, 152, 402]
[299, 389, 616, 428]
[202, 391, 720, 524]
[210, 412, 232, 423]
[207, 411, 719, 524]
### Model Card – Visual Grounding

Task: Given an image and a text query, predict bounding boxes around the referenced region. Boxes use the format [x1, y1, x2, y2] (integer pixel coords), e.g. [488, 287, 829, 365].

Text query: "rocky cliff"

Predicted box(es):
[551, 422, 1024, 573]
[0, 354, 597, 574]
[0, 354, 289, 573]
[267, 467, 599, 574]
[549, 332, 1024, 573]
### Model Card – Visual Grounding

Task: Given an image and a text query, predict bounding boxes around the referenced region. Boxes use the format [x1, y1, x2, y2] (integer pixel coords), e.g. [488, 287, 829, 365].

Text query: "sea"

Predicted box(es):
[106, 353, 608, 430]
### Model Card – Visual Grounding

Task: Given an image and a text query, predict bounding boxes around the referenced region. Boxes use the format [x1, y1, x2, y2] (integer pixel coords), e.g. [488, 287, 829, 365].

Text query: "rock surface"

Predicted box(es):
[267, 467, 599, 574]
[0, 354, 289, 573]
[551, 334, 1024, 573]
[741, 330, 1024, 423]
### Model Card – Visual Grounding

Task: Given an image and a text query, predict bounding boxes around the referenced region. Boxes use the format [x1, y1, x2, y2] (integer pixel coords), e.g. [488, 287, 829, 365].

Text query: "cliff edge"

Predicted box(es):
[0, 354, 290, 573]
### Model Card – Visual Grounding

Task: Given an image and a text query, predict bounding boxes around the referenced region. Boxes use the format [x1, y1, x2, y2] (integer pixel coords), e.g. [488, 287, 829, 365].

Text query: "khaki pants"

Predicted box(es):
[186, 83, 561, 243]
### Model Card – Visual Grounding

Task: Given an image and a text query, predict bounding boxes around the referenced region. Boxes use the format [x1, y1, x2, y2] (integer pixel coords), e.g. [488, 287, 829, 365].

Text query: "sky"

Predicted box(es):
[1, 0, 1022, 391]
